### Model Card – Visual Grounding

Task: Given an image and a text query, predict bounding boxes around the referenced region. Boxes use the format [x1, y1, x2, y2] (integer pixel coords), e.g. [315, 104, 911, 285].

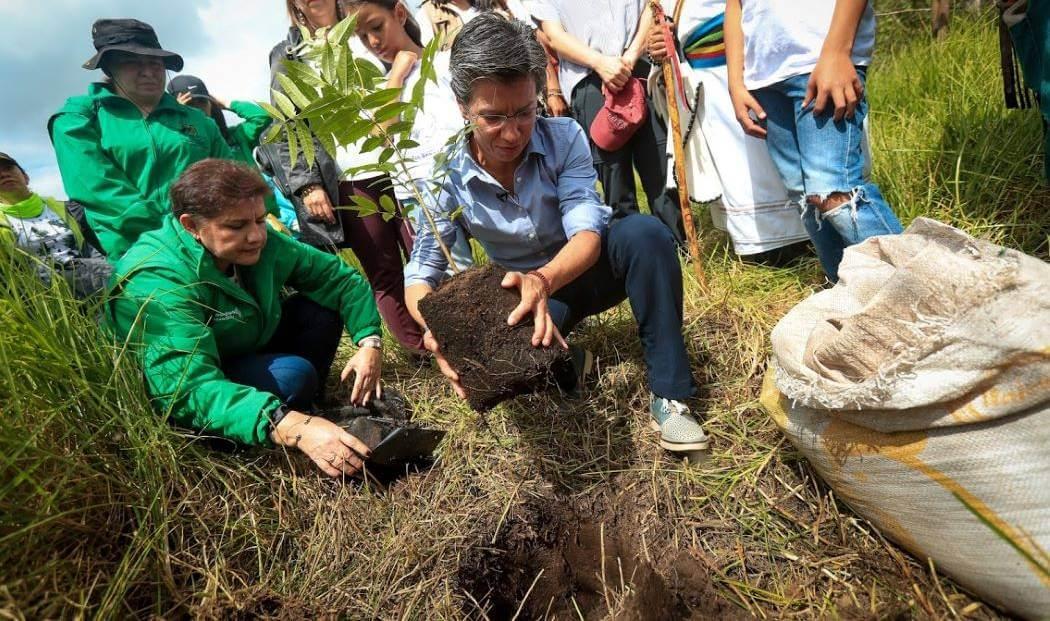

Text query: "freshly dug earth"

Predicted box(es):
[458, 490, 748, 620]
[419, 264, 570, 411]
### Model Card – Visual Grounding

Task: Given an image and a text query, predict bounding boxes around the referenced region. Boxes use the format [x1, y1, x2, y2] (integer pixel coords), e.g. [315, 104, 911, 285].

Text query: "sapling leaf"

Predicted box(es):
[261, 123, 283, 145]
[378, 193, 397, 216]
[374, 102, 414, 123]
[276, 74, 313, 110]
[296, 123, 316, 168]
[258, 101, 286, 122]
[361, 135, 385, 153]
[362, 88, 403, 110]
[272, 90, 297, 119]
[286, 124, 300, 167]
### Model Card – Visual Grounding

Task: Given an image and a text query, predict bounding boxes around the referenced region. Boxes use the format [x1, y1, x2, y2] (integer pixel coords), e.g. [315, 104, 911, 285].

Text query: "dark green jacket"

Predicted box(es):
[1009, 2, 1050, 180]
[48, 83, 234, 259]
[108, 216, 382, 446]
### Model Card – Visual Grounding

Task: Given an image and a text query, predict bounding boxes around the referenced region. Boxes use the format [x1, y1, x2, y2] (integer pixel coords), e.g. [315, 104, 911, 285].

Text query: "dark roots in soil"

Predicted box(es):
[419, 265, 570, 411]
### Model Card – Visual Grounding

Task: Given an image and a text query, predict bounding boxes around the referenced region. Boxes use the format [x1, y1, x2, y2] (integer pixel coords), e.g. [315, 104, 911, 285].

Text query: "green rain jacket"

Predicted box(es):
[1008, 2, 1050, 180]
[48, 83, 234, 259]
[224, 100, 273, 167]
[108, 216, 382, 446]
[221, 100, 282, 217]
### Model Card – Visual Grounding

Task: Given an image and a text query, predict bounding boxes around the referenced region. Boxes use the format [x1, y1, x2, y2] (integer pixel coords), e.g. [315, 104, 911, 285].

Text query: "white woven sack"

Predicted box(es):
[765, 218, 1050, 618]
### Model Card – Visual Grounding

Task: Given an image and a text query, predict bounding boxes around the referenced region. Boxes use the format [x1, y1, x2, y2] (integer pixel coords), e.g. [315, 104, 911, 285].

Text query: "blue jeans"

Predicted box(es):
[547, 213, 695, 400]
[752, 69, 903, 280]
[223, 296, 344, 411]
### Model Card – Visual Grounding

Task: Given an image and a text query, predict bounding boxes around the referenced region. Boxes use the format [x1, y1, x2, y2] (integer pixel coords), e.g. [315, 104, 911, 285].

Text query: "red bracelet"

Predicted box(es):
[527, 270, 552, 297]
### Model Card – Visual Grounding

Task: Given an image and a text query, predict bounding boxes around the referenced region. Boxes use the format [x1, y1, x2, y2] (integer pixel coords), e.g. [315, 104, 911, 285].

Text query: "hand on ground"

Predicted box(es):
[302, 186, 336, 224]
[502, 271, 568, 349]
[272, 411, 370, 478]
[423, 329, 467, 400]
[341, 346, 383, 405]
[729, 85, 767, 139]
[803, 51, 863, 122]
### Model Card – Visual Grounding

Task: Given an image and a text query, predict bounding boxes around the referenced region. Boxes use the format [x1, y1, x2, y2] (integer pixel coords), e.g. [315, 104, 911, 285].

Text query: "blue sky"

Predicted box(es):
[0, 1, 426, 199]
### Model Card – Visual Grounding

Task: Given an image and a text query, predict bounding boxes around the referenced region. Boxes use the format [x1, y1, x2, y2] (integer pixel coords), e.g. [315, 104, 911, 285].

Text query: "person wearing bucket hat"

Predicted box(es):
[0, 152, 111, 298]
[530, 0, 688, 246]
[47, 19, 234, 260]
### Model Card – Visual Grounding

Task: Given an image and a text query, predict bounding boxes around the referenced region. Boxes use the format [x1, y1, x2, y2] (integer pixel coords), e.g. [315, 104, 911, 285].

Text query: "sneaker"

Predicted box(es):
[649, 396, 709, 452]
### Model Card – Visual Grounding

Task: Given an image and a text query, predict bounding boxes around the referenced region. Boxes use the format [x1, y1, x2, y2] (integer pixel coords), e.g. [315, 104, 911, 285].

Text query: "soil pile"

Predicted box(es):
[419, 265, 570, 411]
[458, 494, 748, 620]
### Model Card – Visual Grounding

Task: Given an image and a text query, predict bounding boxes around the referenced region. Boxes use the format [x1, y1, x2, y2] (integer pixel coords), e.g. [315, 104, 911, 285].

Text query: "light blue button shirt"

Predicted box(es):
[404, 116, 612, 289]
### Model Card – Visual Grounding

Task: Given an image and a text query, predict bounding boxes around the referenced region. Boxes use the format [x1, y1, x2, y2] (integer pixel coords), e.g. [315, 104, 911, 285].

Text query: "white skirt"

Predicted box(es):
[651, 63, 810, 256]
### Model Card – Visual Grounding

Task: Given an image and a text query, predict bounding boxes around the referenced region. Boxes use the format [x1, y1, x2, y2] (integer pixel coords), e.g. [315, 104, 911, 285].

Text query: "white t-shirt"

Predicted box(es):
[529, 0, 643, 98]
[393, 51, 465, 200]
[741, 0, 876, 90]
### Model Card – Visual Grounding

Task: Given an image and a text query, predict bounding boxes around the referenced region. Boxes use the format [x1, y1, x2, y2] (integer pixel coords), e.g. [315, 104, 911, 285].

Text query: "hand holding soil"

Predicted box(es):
[271, 411, 371, 478]
[341, 346, 383, 405]
[423, 329, 467, 400]
[418, 265, 571, 411]
[501, 271, 568, 349]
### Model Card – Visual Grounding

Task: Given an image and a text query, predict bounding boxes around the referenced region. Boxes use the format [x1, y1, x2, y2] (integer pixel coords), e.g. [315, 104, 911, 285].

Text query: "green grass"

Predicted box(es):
[0, 7, 1045, 619]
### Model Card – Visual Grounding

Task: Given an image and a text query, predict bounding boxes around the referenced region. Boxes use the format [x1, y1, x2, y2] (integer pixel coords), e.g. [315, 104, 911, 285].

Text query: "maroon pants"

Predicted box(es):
[338, 179, 423, 352]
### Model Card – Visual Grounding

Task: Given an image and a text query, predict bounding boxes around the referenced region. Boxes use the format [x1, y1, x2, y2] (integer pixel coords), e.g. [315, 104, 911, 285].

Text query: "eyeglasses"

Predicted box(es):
[471, 105, 538, 130]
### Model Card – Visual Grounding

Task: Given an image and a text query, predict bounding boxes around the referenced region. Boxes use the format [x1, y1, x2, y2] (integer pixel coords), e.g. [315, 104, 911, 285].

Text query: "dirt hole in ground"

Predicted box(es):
[419, 264, 570, 411]
[458, 497, 748, 620]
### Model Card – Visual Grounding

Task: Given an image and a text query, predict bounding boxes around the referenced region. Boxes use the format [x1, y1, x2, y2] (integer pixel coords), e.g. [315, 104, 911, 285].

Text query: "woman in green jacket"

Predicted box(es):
[48, 19, 234, 260]
[109, 159, 383, 477]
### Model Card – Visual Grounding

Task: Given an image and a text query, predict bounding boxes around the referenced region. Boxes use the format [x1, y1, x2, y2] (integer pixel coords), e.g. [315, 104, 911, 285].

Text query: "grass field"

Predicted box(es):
[1, 6, 1047, 620]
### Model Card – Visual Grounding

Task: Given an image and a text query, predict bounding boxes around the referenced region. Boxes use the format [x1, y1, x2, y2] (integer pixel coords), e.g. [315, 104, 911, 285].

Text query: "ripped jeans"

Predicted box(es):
[752, 68, 903, 281]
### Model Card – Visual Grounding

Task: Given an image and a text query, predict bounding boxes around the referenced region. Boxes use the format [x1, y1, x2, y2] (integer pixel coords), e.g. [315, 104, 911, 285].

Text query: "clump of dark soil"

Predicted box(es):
[419, 264, 570, 411]
[458, 495, 749, 620]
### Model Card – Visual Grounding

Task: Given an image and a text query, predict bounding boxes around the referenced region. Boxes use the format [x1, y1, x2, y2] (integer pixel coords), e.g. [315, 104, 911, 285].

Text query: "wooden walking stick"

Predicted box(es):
[651, 0, 707, 290]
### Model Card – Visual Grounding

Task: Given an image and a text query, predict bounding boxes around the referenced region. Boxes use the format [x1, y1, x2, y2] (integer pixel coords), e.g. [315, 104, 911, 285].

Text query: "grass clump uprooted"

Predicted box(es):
[1, 7, 1047, 620]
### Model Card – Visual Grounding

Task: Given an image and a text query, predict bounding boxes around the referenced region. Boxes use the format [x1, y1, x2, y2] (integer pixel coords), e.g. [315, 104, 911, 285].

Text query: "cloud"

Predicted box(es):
[0, 0, 288, 200]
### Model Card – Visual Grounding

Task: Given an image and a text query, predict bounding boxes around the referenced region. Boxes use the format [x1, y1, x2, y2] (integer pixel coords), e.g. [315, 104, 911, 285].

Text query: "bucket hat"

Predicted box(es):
[589, 77, 648, 152]
[82, 18, 184, 72]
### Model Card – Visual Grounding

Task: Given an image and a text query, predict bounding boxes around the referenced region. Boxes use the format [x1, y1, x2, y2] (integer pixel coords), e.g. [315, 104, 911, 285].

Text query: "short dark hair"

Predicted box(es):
[170, 159, 272, 220]
[449, 12, 546, 104]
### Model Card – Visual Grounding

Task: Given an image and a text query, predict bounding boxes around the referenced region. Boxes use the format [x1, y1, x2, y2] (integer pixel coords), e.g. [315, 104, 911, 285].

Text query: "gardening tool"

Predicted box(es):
[650, 0, 707, 291]
[319, 388, 446, 466]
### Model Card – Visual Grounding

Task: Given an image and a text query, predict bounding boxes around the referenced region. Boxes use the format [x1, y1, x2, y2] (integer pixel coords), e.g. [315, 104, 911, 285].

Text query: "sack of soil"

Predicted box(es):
[762, 218, 1050, 619]
[418, 264, 571, 411]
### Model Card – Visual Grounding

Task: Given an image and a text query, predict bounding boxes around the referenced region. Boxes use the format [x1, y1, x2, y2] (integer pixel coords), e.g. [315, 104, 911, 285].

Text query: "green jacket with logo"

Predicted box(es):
[108, 216, 382, 446]
[48, 83, 234, 259]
